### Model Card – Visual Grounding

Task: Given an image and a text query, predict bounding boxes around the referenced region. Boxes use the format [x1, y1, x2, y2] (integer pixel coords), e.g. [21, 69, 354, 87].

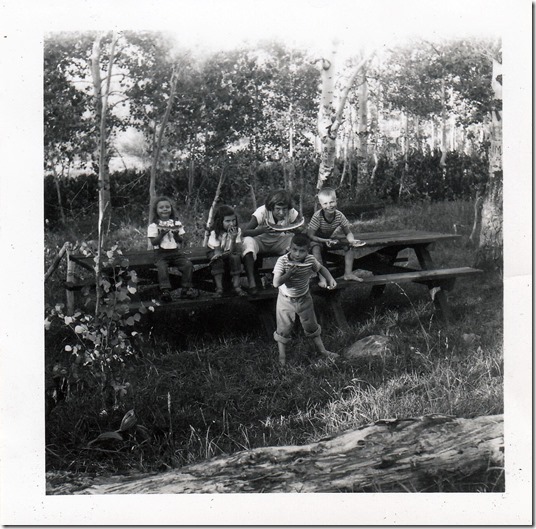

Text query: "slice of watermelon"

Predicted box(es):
[267, 218, 305, 231]
[287, 261, 311, 267]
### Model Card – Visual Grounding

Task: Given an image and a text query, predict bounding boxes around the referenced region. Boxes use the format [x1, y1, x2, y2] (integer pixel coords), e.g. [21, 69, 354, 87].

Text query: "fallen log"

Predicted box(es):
[49, 414, 503, 494]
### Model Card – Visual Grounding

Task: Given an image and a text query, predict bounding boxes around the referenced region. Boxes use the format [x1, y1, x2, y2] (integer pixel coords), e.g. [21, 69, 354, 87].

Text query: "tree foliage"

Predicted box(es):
[44, 32, 496, 226]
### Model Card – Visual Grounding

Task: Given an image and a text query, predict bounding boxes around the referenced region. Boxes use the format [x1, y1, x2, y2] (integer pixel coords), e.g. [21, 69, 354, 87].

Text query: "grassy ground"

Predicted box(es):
[44, 200, 503, 491]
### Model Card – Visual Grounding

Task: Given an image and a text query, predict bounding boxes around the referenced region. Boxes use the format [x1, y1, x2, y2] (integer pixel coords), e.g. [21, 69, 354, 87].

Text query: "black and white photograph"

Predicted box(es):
[0, 0, 531, 524]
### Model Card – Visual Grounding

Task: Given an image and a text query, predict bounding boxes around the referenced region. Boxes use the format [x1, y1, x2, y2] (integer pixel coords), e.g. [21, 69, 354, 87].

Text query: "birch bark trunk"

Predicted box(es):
[316, 45, 371, 190]
[475, 57, 502, 270]
[91, 32, 117, 314]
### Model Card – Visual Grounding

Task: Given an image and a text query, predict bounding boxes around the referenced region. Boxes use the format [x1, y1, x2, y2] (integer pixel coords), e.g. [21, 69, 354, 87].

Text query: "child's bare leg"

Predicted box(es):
[213, 273, 224, 295]
[277, 341, 287, 366]
[343, 248, 363, 282]
[243, 252, 257, 290]
[312, 336, 339, 359]
[232, 274, 246, 296]
[312, 245, 327, 287]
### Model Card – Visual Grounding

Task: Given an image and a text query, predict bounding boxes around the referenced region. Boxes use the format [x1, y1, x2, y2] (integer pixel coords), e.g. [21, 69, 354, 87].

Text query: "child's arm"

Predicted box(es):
[242, 216, 273, 237]
[273, 265, 298, 288]
[207, 230, 223, 258]
[306, 227, 332, 244]
[342, 225, 357, 244]
[149, 228, 170, 247]
[341, 225, 366, 246]
[228, 226, 239, 253]
[318, 264, 337, 289]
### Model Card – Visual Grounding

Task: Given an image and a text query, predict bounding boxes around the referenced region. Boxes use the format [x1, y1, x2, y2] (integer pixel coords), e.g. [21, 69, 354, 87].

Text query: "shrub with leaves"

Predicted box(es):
[45, 244, 155, 410]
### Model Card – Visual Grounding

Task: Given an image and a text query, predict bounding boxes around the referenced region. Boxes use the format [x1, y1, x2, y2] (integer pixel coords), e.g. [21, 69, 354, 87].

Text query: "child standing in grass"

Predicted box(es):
[242, 189, 304, 294]
[207, 205, 247, 298]
[148, 196, 198, 302]
[307, 187, 366, 287]
[272, 233, 339, 366]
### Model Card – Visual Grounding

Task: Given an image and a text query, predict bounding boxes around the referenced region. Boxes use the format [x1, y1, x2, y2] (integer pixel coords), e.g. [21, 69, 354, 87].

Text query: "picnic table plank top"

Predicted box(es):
[354, 230, 460, 246]
[70, 230, 460, 267]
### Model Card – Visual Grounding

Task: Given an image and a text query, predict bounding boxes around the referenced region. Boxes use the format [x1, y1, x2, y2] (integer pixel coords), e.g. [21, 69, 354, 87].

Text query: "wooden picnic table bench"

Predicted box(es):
[65, 229, 482, 335]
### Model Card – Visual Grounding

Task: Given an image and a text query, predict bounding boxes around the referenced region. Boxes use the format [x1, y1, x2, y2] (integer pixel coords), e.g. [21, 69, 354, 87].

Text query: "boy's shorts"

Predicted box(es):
[273, 291, 321, 343]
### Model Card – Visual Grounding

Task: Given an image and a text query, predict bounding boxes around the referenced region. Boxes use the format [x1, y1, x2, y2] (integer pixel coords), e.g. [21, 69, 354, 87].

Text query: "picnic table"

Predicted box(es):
[65, 229, 482, 334]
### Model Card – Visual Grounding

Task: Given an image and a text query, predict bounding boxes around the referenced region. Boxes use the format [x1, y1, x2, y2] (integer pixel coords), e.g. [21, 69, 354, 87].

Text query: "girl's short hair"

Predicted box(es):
[265, 189, 293, 211]
[212, 204, 239, 237]
[150, 195, 177, 223]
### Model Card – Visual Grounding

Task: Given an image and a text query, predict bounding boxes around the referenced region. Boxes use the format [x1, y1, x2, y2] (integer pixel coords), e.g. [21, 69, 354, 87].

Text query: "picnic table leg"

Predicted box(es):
[316, 290, 349, 330]
[66, 250, 76, 316]
[256, 300, 276, 337]
[367, 247, 400, 300]
[327, 291, 348, 330]
[414, 245, 452, 323]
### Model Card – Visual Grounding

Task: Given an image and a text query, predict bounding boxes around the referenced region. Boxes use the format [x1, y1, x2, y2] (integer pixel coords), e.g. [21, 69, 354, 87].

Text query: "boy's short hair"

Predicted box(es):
[317, 187, 337, 199]
[291, 233, 310, 248]
[265, 189, 293, 211]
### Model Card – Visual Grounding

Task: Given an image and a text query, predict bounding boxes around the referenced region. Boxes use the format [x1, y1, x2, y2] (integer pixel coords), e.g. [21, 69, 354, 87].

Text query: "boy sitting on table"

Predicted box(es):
[307, 187, 366, 287]
[272, 233, 339, 367]
[242, 189, 304, 294]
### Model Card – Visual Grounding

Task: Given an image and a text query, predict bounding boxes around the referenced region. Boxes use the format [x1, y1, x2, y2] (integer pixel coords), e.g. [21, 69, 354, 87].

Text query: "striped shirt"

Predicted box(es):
[273, 253, 321, 298]
[308, 209, 350, 239]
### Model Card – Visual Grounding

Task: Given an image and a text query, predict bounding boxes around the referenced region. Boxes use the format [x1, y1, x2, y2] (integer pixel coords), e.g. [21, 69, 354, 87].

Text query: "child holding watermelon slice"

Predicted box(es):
[242, 189, 304, 294]
[272, 233, 338, 366]
[307, 187, 367, 287]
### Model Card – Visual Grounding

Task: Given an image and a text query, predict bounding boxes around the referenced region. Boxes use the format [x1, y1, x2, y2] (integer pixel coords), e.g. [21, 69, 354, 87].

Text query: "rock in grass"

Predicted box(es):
[462, 333, 481, 345]
[344, 335, 392, 360]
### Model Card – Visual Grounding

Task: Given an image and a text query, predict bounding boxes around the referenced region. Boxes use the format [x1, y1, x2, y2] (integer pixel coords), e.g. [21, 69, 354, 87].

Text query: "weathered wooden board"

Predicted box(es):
[359, 266, 482, 285]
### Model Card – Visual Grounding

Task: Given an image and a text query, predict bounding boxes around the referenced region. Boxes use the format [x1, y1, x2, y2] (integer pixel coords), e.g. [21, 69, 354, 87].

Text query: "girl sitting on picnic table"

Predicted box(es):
[207, 205, 247, 298]
[242, 189, 304, 294]
[307, 187, 367, 287]
[147, 196, 198, 302]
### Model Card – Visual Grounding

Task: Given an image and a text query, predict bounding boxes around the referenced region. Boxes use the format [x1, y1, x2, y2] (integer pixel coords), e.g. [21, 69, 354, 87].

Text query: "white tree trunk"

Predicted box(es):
[440, 78, 448, 167]
[91, 32, 117, 314]
[316, 46, 372, 190]
[356, 62, 368, 193]
[476, 57, 502, 270]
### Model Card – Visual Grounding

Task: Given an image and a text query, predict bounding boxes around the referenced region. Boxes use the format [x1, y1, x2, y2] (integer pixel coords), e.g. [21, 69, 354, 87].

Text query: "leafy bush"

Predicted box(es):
[45, 245, 154, 413]
[372, 150, 488, 202]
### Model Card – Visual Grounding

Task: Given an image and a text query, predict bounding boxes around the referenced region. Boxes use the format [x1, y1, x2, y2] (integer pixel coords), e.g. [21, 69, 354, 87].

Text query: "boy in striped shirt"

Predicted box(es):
[307, 187, 366, 287]
[272, 233, 339, 366]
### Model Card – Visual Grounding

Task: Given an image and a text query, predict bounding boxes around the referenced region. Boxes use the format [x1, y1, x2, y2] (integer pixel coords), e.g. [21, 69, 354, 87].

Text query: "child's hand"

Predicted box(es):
[326, 277, 338, 290]
[350, 240, 366, 248]
[286, 264, 298, 277]
[325, 239, 338, 247]
[228, 226, 238, 239]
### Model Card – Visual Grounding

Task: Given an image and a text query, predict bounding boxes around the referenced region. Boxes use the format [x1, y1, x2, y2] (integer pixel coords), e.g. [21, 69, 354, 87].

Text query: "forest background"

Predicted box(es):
[1, 0, 532, 525]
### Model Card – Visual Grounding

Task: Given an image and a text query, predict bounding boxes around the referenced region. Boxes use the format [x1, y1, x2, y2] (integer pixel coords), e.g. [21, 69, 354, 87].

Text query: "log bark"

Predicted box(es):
[49, 414, 503, 494]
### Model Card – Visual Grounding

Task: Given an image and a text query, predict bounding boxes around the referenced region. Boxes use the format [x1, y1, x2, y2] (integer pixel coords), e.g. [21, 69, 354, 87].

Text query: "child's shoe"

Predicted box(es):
[234, 287, 247, 297]
[214, 288, 224, 298]
[160, 290, 172, 303]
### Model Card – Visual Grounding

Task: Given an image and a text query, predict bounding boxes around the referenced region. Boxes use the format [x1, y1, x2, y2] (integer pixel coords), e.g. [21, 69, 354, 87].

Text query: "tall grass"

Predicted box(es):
[45, 200, 503, 490]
